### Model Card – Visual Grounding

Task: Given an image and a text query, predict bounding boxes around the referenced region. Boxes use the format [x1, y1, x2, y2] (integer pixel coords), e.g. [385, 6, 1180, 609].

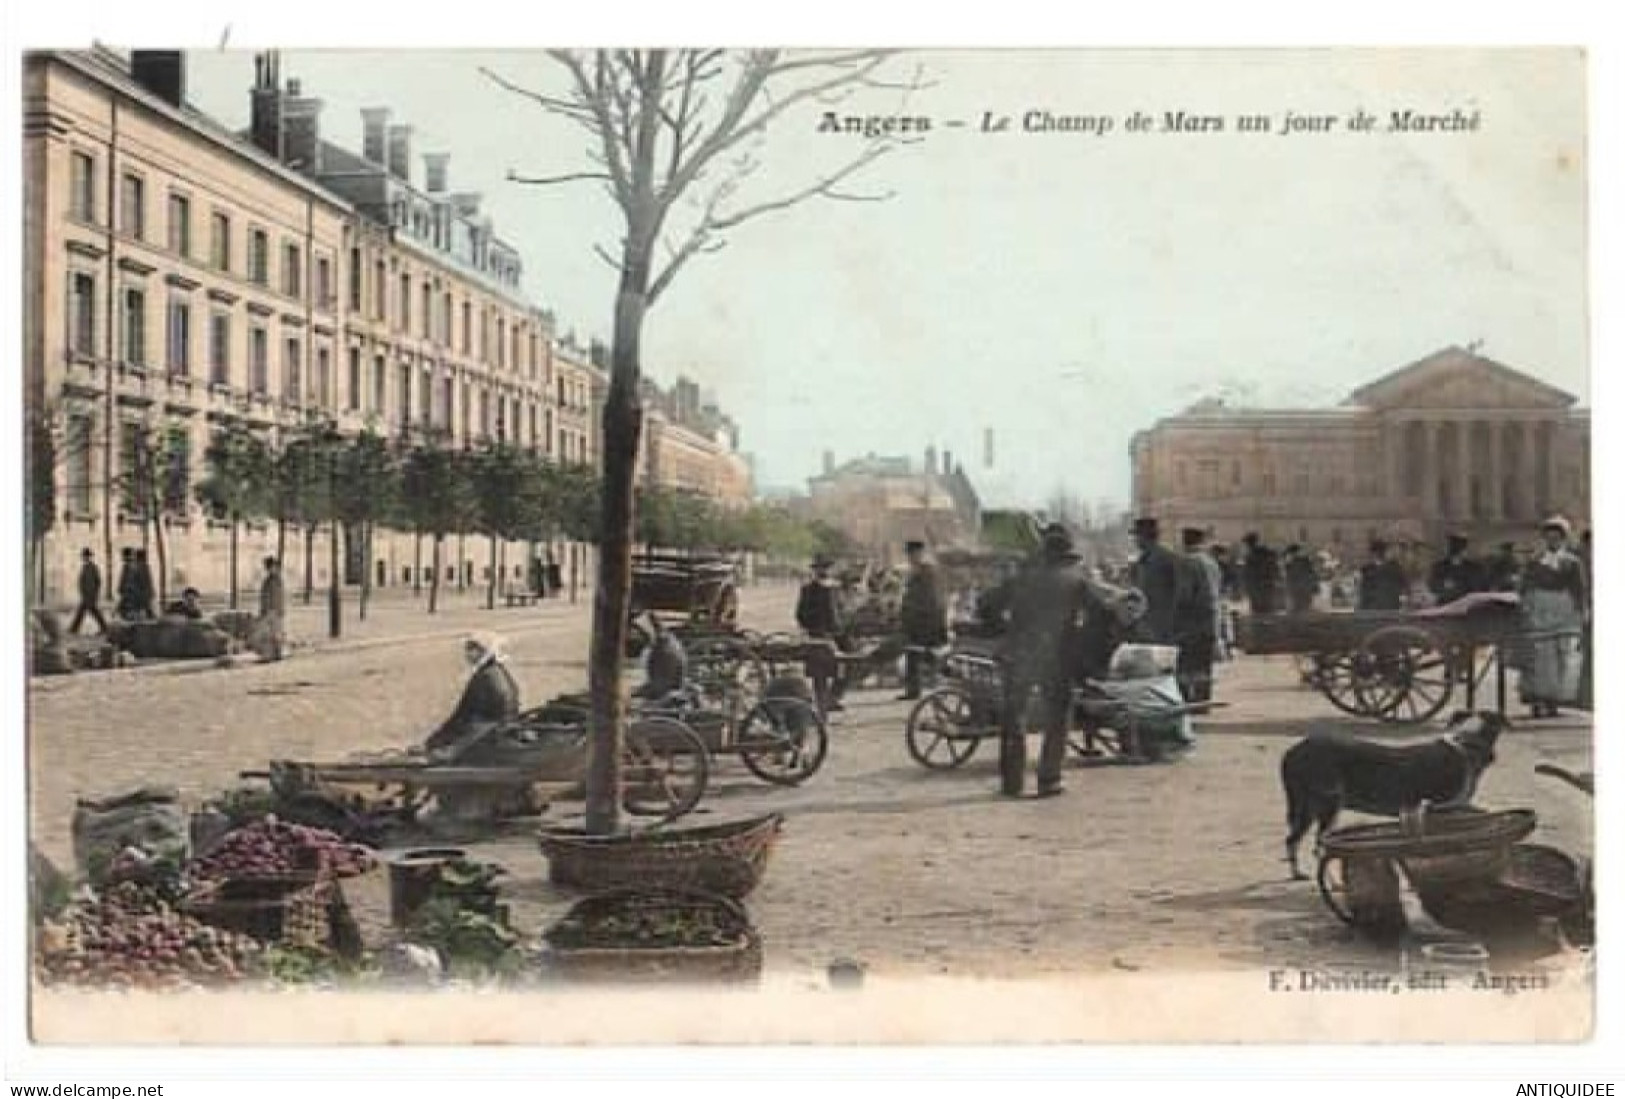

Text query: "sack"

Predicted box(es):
[71, 786, 190, 885]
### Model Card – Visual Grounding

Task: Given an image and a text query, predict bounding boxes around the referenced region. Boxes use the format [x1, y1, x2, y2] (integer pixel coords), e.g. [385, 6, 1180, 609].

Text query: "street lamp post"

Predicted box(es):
[327, 431, 342, 639]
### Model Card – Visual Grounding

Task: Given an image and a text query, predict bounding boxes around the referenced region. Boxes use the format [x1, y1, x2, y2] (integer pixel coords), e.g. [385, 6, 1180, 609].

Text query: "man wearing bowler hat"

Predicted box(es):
[796, 553, 846, 714]
[1428, 533, 1485, 607]
[1130, 517, 1186, 646]
[1358, 539, 1409, 611]
[897, 540, 947, 700]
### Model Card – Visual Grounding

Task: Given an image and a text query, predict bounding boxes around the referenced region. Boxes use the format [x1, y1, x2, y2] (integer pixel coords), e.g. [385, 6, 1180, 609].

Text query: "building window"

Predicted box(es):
[373, 259, 386, 319]
[69, 151, 96, 222]
[374, 355, 387, 414]
[167, 193, 191, 257]
[460, 380, 471, 441]
[118, 422, 149, 517]
[166, 298, 191, 376]
[282, 242, 302, 298]
[419, 369, 432, 423]
[65, 413, 94, 514]
[398, 273, 412, 331]
[315, 346, 331, 408]
[347, 348, 362, 412]
[496, 319, 506, 369]
[421, 282, 432, 339]
[461, 301, 471, 354]
[441, 377, 454, 431]
[210, 211, 231, 271]
[348, 247, 362, 310]
[249, 229, 269, 285]
[121, 288, 147, 367]
[249, 327, 269, 394]
[441, 292, 452, 346]
[316, 256, 332, 309]
[68, 271, 97, 357]
[120, 173, 145, 239]
[209, 313, 231, 386]
[399, 364, 413, 427]
[163, 426, 190, 517]
[284, 338, 302, 403]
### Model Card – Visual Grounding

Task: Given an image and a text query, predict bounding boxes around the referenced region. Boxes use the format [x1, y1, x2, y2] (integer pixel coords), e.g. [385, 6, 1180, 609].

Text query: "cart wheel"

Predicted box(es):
[622, 716, 710, 821]
[738, 697, 830, 786]
[1293, 653, 1326, 689]
[906, 686, 984, 769]
[1313, 651, 1385, 717]
[1316, 854, 1356, 924]
[1360, 625, 1454, 725]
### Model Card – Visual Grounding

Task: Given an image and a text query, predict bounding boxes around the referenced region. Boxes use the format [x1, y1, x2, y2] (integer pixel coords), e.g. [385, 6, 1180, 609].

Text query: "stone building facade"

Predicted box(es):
[637, 376, 754, 509]
[24, 48, 754, 606]
[1129, 346, 1591, 553]
[804, 447, 981, 562]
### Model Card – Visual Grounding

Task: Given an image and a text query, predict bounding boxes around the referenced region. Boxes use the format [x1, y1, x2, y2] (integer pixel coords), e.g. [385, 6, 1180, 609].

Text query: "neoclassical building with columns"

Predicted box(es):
[1129, 346, 1590, 552]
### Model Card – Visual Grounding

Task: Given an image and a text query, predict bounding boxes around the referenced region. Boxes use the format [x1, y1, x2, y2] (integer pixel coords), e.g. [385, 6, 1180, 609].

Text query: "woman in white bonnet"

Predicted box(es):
[1517, 516, 1588, 719]
[423, 632, 522, 754]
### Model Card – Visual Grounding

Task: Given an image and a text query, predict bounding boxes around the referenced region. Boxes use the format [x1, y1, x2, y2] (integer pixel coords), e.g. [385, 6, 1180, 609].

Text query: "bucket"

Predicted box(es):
[1418, 940, 1490, 975]
[387, 848, 466, 927]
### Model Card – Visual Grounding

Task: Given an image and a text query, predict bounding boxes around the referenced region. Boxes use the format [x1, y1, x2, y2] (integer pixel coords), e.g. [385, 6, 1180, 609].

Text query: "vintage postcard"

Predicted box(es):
[15, 43, 1596, 1051]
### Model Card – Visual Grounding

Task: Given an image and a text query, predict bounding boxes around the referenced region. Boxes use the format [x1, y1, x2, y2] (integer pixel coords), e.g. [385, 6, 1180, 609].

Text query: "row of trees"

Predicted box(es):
[25, 404, 850, 613]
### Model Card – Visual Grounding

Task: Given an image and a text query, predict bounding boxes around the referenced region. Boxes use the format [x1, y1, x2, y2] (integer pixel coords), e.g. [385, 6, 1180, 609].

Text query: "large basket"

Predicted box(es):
[1415, 842, 1587, 934]
[541, 887, 761, 985]
[538, 813, 783, 899]
[1321, 808, 1537, 886]
[182, 875, 351, 952]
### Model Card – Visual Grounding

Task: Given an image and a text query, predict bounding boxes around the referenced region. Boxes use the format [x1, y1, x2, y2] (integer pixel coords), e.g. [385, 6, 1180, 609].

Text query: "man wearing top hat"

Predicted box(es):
[1182, 527, 1228, 666]
[897, 540, 947, 700]
[1357, 538, 1409, 611]
[1428, 533, 1485, 607]
[1129, 517, 1186, 645]
[796, 553, 846, 714]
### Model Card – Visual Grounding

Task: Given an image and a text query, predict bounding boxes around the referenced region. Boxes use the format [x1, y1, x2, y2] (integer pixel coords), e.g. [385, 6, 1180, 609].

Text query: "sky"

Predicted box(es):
[176, 48, 1589, 509]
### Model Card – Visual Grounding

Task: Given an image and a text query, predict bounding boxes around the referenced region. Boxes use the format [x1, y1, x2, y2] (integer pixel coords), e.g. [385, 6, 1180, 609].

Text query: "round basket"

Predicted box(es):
[1321, 808, 1536, 883]
[538, 813, 783, 899]
[541, 887, 761, 985]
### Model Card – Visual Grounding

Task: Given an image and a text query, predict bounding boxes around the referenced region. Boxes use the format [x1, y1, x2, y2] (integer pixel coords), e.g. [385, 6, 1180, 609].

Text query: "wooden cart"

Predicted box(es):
[1236, 593, 1545, 724]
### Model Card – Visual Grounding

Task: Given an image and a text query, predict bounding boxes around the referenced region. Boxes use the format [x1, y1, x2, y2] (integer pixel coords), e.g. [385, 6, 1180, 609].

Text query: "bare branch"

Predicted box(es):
[707, 142, 892, 233]
[506, 169, 613, 186]
[479, 66, 593, 121]
[592, 244, 621, 271]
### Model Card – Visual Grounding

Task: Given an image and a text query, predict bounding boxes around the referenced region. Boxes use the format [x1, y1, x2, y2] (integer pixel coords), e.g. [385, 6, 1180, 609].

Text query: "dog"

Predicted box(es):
[1280, 710, 1509, 879]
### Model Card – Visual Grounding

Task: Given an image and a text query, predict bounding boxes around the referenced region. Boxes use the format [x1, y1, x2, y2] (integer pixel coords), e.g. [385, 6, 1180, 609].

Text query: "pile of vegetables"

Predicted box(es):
[36, 880, 263, 989]
[405, 859, 520, 980]
[546, 901, 745, 951]
[188, 816, 375, 881]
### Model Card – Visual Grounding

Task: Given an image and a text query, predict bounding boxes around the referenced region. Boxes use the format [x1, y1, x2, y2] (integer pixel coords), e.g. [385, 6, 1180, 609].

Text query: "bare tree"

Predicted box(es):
[488, 49, 922, 834]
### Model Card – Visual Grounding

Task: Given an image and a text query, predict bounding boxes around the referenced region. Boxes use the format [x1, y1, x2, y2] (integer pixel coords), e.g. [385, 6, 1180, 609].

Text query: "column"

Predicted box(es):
[1424, 420, 1441, 518]
[1486, 421, 1504, 522]
[1455, 419, 1472, 522]
[1543, 420, 1562, 515]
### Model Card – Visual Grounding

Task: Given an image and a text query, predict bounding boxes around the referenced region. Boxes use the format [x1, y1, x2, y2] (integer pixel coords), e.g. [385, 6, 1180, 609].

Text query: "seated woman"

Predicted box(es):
[423, 633, 522, 757]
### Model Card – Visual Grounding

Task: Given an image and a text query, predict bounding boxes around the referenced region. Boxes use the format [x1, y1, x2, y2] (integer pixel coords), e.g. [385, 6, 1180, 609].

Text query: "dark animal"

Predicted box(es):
[1280, 710, 1508, 878]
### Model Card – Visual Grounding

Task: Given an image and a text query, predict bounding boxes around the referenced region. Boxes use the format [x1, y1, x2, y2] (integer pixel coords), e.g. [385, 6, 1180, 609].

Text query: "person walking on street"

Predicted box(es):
[1517, 517, 1587, 719]
[256, 556, 288, 662]
[69, 548, 108, 635]
[897, 540, 947, 701]
[1180, 528, 1225, 693]
[1129, 517, 1185, 646]
[1240, 533, 1282, 615]
[131, 548, 157, 620]
[1283, 544, 1319, 614]
[1357, 539, 1408, 611]
[796, 554, 847, 715]
[1428, 533, 1485, 606]
[114, 547, 138, 619]
[999, 524, 1094, 798]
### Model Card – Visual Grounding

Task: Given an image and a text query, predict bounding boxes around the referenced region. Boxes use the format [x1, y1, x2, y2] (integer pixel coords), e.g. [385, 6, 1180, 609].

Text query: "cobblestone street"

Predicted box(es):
[28, 587, 1594, 987]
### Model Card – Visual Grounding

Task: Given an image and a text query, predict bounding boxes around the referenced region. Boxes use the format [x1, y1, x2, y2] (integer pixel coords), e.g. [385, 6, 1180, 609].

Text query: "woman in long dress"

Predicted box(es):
[1518, 517, 1588, 718]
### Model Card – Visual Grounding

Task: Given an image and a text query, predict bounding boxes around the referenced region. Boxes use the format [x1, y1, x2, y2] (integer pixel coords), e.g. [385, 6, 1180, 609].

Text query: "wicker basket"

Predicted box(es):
[1416, 842, 1587, 930]
[538, 813, 783, 899]
[1321, 808, 1536, 885]
[541, 887, 761, 985]
[182, 875, 349, 951]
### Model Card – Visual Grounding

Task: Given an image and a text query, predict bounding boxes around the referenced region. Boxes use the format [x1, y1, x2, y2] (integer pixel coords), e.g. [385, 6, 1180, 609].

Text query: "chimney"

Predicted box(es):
[424, 153, 450, 193]
[451, 192, 483, 218]
[386, 124, 413, 182]
[249, 52, 284, 160]
[822, 450, 835, 476]
[360, 107, 390, 164]
[925, 445, 938, 475]
[281, 83, 324, 173]
[131, 50, 186, 106]
[943, 449, 953, 475]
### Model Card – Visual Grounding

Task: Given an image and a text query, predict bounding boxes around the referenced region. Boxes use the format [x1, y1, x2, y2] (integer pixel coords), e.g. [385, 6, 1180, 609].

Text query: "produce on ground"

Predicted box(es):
[36, 880, 264, 989]
[546, 906, 744, 951]
[187, 816, 375, 881]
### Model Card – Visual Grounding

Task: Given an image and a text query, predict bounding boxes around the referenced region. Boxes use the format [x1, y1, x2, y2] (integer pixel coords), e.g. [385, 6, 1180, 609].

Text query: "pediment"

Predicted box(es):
[1343, 347, 1576, 411]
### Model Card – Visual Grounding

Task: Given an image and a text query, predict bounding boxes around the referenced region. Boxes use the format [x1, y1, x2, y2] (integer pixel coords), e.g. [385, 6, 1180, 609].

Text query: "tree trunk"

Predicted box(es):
[150, 508, 169, 611]
[585, 258, 651, 836]
[486, 534, 498, 610]
[413, 531, 423, 595]
[302, 523, 315, 604]
[228, 519, 240, 610]
[275, 511, 287, 571]
[458, 531, 468, 592]
[429, 534, 443, 614]
[359, 521, 372, 621]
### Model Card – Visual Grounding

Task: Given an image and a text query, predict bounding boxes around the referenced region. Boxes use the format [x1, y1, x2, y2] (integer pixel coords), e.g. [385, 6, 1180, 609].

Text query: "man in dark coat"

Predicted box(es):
[796, 554, 846, 714]
[131, 548, 156, 619]
[1483, 542, 1521, 592]
[897, 540, 947, 700]
[1428, 534, 1485, 606]
[115, 547, 138, 619]
[1357, 539, 1409, 611]
[69, 548, 108, 635]
[999, 524, 1096, 798]
[1129, 517, 1186, 645]
[1179, 528, 1223, 701]
[1240, 533, 1282, 615]
[1283, 544, 1320, 614]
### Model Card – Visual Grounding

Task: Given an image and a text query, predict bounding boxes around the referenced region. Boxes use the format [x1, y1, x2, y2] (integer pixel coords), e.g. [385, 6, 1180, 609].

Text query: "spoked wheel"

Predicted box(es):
[621, 716, 710, 821]
[906, 685, 985, 770]
[1314, 650, 1387, 718]
[738, 697, 830, 786]
[1316, 854, 1356, 924]
[1359, 625, 1455, 725]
